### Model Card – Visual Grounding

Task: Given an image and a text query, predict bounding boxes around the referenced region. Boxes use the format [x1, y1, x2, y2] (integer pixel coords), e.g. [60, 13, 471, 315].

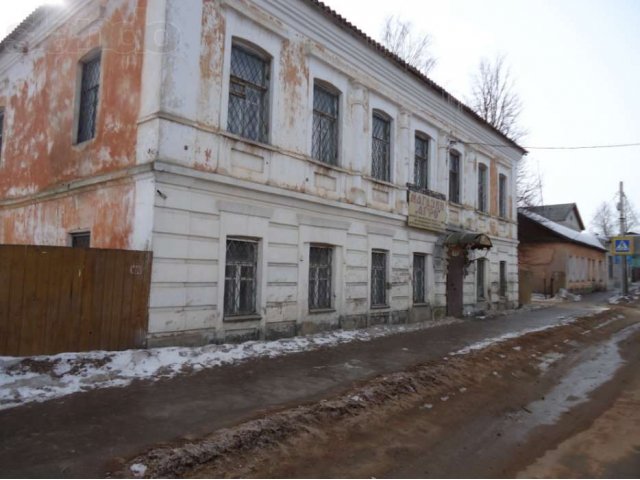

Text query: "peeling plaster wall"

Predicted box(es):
[0, 0, 149, 249]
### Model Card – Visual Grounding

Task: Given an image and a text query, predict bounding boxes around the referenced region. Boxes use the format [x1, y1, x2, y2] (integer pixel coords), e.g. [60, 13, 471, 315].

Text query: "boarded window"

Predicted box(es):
[371, 112, 391, 182]
[77, 55, 101, 143]
[371, 250, 387, 307]
[414, 134, 429, 189]
[499, 174, 507, 218]
[477, 258, 486, 300]
[227, 44, 270, 143]
[224, 239, 258, 317]
[449, 151, 460, 203]
[499, 261, 507, 297]
[478, 164, 488, 212]
[70, 231, 91, 248]
[312, 83, 339, 165]
[309, 246, 332, 310]
[413, 253, 426, 304]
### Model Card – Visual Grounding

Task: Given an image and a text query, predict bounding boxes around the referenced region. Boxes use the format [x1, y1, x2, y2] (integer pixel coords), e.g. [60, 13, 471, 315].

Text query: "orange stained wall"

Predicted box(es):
[0, 0, 148, 199]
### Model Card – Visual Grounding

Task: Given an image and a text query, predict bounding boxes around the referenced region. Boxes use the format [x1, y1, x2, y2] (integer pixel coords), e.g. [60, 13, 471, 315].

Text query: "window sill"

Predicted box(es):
[306, 156, 350, 175]
[476, 209, 490, 217]
[448, 201, 463, 208]
[309, 308, 336, 315]
[223, 314, 262, 323]
[370, 305, 390, 310]
[222, 130, 273, 152]
[72, 137, 97, 149]
[363, 175, 399, 190]
[413, 302, 430, 307]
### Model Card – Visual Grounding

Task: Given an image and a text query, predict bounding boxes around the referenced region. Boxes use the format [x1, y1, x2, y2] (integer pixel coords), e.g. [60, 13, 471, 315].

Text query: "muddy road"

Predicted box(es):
[122, 302, 640, 478]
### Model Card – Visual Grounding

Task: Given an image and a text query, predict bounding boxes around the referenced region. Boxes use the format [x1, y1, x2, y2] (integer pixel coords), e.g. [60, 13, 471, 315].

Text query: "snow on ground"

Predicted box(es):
[0, 319, 460, 411]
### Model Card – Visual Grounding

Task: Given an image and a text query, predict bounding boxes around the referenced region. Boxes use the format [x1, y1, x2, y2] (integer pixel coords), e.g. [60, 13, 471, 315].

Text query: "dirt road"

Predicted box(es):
[122, 302, 640, 478]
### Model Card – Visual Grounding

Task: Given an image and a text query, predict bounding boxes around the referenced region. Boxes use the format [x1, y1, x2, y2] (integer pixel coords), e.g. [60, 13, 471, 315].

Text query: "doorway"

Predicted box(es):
[446, 252, 464, 317]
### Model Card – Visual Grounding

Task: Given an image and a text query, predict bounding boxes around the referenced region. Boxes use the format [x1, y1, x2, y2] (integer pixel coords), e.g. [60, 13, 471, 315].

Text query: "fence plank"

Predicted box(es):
[0, 245, 152, 356]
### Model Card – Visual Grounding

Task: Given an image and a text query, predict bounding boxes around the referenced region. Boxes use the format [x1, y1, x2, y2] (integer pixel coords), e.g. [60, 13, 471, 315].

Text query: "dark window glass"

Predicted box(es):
[77, 56, 101, 143]
[309, 246, 332, 310]
[499, 261, 507, 297]
[0, 109, 4, 158]
[227, 44, 270, 143]
[477, 258, 486, 300]
[224, 239, 258, 316]
[413, 253, 426, 304]
[71, 231, 91, 248]
[312, 84, 339, 165]
[414, 134, 429, 189]
[371, 250, 387, 307]
[499, 174, 507, 218]
[371, 113, 391, 182]
[449, 151, 460, 203]
[478, 164, 488, 212]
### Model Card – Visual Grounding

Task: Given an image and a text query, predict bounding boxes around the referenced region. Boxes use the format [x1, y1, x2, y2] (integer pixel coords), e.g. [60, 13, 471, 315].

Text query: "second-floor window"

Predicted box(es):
[312, 83, 339, 165]
[478, 163, 488, 212]
[414, 134, 429, 189]
[499, 174, 507, 218]
[228, 43, 270, 143]
[449, 150, 460, 203]
[77, 55, 101, 144]
[371, 112, 391, 182]
[0, 108, 4, 159]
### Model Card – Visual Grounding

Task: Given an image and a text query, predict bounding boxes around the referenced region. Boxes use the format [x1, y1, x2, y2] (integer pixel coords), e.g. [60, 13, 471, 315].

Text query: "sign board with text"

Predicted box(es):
[408, 191, 447, 232]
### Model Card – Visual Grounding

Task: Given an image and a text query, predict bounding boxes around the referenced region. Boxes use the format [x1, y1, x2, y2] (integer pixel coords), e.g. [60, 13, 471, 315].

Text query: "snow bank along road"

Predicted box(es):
[122, 302, 640, 478]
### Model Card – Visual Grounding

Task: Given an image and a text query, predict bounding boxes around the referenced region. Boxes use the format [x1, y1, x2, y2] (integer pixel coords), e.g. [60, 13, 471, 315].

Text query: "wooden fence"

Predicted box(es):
[0, 245, 152, 356]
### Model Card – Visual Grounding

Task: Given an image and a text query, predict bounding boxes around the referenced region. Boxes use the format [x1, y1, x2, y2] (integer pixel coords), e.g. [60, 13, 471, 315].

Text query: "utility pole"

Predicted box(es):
[619, 181, 629, 295]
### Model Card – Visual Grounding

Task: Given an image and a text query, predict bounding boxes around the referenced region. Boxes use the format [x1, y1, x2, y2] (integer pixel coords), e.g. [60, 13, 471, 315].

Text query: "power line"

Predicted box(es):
[462, 141, 640, 150]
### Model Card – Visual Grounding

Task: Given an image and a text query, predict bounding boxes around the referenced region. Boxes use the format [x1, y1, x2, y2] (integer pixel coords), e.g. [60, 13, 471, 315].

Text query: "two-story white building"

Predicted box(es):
[0, 0, 525, 346]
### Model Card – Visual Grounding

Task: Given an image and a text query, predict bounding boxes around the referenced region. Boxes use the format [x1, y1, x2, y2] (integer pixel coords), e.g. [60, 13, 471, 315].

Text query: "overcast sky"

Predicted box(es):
[1, 0, 639, 231]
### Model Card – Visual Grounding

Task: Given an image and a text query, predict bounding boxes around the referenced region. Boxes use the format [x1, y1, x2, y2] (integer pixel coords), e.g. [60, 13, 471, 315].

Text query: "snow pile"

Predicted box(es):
[0, 319, 460, 411]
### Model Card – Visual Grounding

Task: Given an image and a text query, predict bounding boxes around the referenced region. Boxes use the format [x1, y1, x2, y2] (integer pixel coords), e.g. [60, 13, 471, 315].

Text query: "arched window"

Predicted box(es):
[227, 40, 271, 143]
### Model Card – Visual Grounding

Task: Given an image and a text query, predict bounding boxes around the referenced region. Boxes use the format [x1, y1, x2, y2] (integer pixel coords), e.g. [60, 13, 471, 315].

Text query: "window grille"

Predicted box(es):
[449, 151, 460, 203]
[309, 246, 332, 310]
[70, 231, 91, 248]
[224, 239, 258, 317]
[414, 134, 429, 189]
[312, 84, 339, 165]
[499, 174, 507, 218]
[371, 113, 391, 181]
[478, 164, 488, 212]
[499, 261, 507, 297]
[476, 258, 486, 300]
[77, 56, 101, 143]
[227, 44, 269, 143]
[413, 254, 426, 304]
[371, 250, 387, 307]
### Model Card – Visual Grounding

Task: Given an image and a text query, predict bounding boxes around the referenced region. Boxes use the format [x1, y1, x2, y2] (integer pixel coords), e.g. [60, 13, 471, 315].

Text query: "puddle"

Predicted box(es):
[524, 323, 640, 425]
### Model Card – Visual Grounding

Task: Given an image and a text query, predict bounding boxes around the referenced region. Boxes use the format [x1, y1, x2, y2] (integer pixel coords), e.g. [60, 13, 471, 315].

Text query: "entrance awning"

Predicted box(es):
[444, 232, 493, 250]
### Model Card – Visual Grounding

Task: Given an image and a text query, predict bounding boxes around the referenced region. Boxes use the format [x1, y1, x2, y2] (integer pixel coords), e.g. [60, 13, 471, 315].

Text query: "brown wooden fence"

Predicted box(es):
[0, 245, 152, 356]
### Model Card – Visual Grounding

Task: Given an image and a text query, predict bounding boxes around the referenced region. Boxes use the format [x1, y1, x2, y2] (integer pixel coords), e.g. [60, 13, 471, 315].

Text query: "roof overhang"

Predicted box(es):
[444, 232, 493, 250]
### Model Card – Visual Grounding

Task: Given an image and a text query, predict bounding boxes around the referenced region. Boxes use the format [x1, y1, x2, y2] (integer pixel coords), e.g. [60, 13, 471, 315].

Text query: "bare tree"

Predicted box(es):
[590, 201, 616, 237]
[379, 16, 436, 75]
[617, 191, 639, 233]
[516, 158, 543, 207]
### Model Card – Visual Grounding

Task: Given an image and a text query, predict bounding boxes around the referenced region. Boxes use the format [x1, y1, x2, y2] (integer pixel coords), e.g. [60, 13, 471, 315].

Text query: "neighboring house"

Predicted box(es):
[518, 207, 607, 296]
[522, 203, 584, 232]
[0, 0, 525, 347]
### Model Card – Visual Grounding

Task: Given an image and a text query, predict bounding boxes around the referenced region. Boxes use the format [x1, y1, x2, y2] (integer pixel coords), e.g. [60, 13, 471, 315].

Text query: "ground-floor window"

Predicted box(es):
[476, 258, 486, 300]
[499, 261, 507, 297]
[413, 253, 426, 304]
[309, 245, 332, 310]
[224, 238, 258, 317]
[371, 250, 387, 307]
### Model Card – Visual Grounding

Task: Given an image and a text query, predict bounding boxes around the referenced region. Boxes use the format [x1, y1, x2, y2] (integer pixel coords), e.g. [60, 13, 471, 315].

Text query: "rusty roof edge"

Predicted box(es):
[303, 0, 527, 156]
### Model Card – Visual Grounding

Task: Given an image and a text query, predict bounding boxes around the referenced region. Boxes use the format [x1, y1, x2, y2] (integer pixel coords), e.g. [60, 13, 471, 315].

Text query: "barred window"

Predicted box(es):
[224, 239, 258, 317]
[227, 44, 270, 143]
[449, 150, 460, 203]
[478, 163, 488, 212]
[312, 83, 339, 165]
[499, 174, 507, 218]
[77, 55, 101, 144]
[413, 253, 426, 304]
[477, 258, 486, 300]
[371, 112, 391, 182]
[499, 261, 507, 297]
[0, 108, 4, 159]
[309, 246, 332, 310]
[371, 250, 387, 307]
[414, 134, 429, 189]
